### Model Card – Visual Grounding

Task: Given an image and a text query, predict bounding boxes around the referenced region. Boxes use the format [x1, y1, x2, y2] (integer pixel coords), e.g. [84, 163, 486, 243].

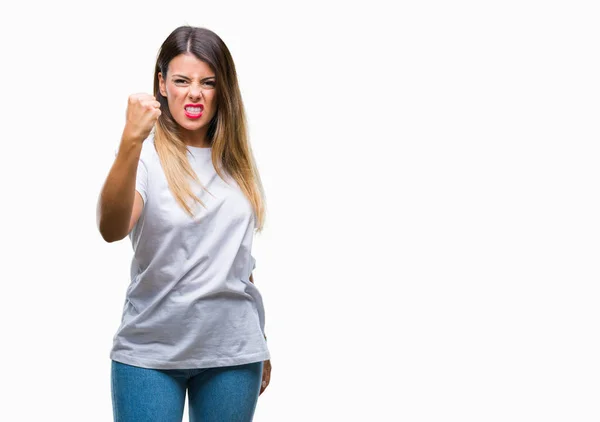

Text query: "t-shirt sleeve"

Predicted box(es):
[135, 158, 148, 204]
[114, 146, 148, 204]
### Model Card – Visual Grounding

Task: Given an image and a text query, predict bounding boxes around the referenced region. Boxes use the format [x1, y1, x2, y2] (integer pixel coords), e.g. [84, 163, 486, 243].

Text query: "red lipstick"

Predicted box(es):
[184, 103, 204, 119]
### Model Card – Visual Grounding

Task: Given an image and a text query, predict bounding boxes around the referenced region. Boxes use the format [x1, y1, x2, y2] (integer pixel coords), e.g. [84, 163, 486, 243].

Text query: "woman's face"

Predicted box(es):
[158, 54, 218, 142]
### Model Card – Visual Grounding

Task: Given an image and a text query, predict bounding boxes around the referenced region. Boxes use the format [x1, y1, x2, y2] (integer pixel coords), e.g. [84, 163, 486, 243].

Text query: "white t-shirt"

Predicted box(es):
[109, 136, 270, 369]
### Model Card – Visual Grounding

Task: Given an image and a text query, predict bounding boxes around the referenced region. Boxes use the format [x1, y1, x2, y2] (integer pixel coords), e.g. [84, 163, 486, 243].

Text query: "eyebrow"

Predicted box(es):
[172, 74, 216, 81]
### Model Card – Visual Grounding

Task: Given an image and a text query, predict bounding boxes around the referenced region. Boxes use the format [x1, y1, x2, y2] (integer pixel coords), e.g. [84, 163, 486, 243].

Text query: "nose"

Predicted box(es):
[188, 83, 203, 101]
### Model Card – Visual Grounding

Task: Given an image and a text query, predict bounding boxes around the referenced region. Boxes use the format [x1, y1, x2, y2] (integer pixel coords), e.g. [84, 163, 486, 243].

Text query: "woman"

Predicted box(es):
[96, 25, 271, 422]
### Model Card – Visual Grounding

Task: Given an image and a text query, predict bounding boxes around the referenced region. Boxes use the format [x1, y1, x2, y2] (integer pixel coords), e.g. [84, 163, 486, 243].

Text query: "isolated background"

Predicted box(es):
[0, 0, 598, 421]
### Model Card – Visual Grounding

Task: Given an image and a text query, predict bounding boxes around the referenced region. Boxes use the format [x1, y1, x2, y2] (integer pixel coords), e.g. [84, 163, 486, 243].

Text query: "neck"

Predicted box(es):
[180, 127, 211, 148]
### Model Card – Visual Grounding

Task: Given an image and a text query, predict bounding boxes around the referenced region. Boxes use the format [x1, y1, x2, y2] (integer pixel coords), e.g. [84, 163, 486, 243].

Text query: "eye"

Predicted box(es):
[174, 79, 188, 85]
[203, 80, 216, 87]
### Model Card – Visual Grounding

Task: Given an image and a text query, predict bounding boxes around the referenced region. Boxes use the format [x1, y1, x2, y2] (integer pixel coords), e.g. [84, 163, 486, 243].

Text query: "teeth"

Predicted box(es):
[186, 107, 203, 113]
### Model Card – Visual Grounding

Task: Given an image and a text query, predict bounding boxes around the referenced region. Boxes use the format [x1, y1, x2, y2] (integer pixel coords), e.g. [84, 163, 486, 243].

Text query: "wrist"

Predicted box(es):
[120, 129, 146, 148]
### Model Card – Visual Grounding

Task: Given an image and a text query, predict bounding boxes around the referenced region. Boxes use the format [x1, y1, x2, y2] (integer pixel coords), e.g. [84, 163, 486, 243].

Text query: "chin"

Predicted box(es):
[175, 117, 204, 131]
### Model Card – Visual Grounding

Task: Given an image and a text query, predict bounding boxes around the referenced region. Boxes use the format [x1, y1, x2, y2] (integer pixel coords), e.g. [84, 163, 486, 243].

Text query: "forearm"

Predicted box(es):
[97, 138, 143, 242]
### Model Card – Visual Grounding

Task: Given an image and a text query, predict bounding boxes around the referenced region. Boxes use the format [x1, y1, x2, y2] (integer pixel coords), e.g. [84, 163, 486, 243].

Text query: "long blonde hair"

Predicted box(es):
[152, 26, 266, 231]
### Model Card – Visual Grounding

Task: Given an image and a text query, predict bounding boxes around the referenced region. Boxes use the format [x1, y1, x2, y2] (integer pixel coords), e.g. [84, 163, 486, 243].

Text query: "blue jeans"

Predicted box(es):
[111, 359, 264, 422]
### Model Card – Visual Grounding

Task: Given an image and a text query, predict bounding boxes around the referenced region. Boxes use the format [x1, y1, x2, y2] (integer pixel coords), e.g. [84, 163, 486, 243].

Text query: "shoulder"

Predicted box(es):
[220, 171, 240, 190]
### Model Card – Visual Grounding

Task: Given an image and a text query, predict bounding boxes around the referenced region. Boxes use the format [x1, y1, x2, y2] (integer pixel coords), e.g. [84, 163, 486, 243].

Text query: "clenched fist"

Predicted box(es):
[122, 93, 161, 143]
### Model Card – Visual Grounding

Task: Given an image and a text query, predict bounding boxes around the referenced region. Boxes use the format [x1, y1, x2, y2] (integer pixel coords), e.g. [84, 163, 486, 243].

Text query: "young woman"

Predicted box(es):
[96, 25, 271, 422]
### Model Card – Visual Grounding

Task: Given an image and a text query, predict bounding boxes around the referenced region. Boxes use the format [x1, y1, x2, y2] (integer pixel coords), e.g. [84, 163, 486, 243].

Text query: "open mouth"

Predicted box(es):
[184, 104, 204, 118]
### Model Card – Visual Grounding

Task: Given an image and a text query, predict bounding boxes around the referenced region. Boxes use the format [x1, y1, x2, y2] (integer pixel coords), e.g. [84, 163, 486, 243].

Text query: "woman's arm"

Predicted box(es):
[97, 93, 160, 242]
[96, 139, 144, 242]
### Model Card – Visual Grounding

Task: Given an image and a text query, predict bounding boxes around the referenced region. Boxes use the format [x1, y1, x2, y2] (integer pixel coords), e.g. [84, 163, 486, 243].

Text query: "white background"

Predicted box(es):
[0, 1, 598, 421]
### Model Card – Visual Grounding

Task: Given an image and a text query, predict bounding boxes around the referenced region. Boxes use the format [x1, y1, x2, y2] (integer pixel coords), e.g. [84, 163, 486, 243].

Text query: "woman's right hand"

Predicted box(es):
[122, 93, 162, 143]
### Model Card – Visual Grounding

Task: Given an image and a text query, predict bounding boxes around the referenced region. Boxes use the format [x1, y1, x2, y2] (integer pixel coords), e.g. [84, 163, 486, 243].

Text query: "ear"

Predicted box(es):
[158, 72, 167, 97]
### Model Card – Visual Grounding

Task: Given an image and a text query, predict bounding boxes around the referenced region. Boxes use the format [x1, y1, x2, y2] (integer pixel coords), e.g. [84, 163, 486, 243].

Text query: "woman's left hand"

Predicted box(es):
[259, 359, 271, 396]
